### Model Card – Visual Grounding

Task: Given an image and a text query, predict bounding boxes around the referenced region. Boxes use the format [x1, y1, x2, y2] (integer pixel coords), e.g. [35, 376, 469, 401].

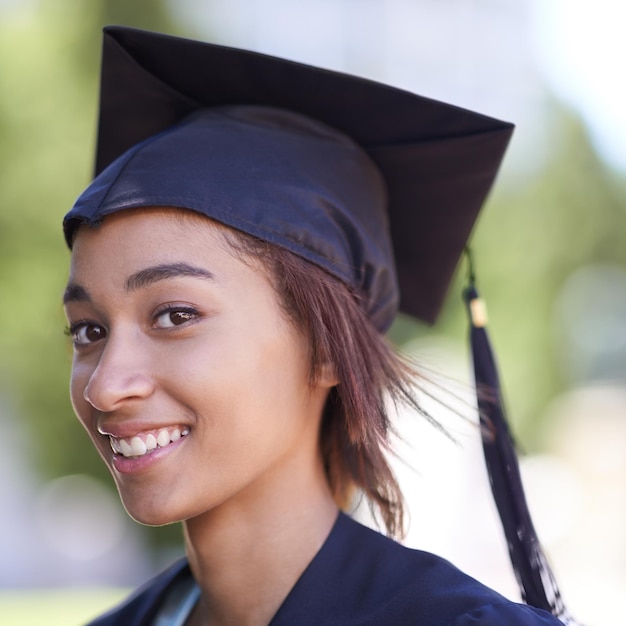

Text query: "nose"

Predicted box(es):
[82, 333, 155, 412]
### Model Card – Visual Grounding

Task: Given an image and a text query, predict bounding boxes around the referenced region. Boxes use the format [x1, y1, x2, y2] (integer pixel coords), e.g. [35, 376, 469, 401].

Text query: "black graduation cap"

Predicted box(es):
[64, 25, 513, 331]
[63, 26, 579, 624]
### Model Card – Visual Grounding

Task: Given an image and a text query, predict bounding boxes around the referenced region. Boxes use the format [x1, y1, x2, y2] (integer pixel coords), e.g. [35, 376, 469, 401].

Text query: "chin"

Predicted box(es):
[116, 488, 188, 527]
[122, 502, 185, 527]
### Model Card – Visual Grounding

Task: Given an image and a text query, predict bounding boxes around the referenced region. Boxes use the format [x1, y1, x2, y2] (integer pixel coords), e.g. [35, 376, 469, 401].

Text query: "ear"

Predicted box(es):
[317, 360, 339, 389]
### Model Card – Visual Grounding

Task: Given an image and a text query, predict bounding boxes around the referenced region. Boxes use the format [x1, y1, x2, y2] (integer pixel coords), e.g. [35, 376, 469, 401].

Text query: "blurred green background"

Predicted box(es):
[1, 1, 624, 624]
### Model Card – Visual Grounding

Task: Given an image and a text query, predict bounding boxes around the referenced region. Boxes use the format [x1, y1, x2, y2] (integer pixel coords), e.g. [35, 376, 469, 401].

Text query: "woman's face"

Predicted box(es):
[64, 208, 334, 525]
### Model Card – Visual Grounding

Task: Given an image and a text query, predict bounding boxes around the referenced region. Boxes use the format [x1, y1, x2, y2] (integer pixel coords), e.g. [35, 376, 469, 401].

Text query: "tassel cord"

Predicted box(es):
[463, 250, 581, 625]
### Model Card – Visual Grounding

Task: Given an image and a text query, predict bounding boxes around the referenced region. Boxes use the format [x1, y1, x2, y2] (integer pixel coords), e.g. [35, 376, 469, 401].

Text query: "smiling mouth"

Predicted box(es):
[109, 427, 190, 458]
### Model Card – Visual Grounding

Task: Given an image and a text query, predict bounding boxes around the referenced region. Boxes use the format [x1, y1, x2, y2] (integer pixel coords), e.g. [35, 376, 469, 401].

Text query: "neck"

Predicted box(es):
[183, 456, 338, 626]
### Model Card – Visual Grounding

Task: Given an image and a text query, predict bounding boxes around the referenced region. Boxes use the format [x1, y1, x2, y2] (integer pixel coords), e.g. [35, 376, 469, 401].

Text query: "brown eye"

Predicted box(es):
[154, 308, 198, 329]
[70, 323, 107, 345]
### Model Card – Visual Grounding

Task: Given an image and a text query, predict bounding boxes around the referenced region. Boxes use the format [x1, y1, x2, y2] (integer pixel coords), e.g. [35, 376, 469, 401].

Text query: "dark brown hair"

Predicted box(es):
[214, 222, 440, 540]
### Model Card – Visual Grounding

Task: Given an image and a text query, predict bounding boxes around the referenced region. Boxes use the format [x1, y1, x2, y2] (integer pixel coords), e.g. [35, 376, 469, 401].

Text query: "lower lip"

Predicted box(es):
[111, 435, 187, 474]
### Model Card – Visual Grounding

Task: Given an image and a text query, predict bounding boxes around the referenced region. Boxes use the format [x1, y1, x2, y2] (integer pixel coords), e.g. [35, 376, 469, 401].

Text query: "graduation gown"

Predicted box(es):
[86, 513, 564, 625]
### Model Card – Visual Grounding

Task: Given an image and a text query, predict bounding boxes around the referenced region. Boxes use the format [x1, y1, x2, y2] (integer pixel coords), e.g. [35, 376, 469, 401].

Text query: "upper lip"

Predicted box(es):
[97, 421, 190, 439]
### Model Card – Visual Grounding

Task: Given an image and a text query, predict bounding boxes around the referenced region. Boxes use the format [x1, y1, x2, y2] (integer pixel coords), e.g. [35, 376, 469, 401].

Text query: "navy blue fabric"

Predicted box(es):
[86, 513, 563, 626]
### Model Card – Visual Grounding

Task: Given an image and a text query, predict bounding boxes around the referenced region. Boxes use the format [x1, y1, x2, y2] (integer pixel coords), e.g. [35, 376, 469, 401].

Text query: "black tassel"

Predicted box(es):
[463, 249, 579, 625]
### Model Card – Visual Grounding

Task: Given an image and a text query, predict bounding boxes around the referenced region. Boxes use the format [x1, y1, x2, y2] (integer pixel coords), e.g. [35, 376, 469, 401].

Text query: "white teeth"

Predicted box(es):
[111, 426, 189, 458]
[157, 429, 170, 448]
[130, 436, 147, 456]
[120, 439, 133, 457]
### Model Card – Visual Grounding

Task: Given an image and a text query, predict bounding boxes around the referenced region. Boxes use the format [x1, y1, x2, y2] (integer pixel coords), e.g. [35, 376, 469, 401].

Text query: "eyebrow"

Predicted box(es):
[63, 262, 215, 304]
[124, 262, 215, 292]
[63, 284, 90, 304]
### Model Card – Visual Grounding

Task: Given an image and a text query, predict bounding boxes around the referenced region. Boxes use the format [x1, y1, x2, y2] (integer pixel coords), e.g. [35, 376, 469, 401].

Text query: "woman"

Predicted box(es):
[63, 27, 567, 625]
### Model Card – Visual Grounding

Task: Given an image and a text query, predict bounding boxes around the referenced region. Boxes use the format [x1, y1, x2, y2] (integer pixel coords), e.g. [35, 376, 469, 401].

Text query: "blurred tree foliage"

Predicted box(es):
[1, 0, 625, 555]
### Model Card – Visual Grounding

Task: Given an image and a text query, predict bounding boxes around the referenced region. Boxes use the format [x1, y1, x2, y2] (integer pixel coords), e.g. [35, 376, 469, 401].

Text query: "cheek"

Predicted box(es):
[176, 326, 310, 429]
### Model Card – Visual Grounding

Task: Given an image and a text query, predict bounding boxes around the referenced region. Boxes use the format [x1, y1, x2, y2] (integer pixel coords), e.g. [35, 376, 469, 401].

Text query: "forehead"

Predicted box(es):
[73, 206, 219, 249]
[74, 206, 212, 242]
[68, 208, 240, 282]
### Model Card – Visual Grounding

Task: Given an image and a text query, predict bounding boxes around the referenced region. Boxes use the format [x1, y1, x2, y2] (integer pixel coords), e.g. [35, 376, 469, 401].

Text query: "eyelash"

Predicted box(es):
[65, 306, 201, 346]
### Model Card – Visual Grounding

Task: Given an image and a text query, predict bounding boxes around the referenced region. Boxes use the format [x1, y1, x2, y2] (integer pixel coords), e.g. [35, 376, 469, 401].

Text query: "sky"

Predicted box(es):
[531, 0, 626, 171]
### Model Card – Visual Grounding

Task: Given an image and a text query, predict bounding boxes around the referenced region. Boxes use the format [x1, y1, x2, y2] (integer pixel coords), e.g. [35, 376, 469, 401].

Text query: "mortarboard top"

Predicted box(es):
[64, 26, 513, 329]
